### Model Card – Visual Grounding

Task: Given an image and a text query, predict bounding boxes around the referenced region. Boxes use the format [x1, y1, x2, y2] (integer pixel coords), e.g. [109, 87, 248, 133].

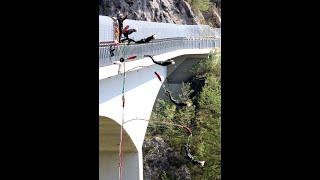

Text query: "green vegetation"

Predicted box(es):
[188, 0, 213, 12]
[146, 50, 221, 179]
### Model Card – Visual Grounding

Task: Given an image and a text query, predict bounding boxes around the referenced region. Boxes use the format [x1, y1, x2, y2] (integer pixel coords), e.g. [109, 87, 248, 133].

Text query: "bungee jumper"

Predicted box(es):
[154, 72, 191, 107]
[184, 144, 205, 167]
[180, 125, 205, 167]
[123, 117, 205, 167]
[143, 55, 175, 66]
[122, 25, 137, 39]
[135, 34, 156, 44]
[165, 89, 192, 107]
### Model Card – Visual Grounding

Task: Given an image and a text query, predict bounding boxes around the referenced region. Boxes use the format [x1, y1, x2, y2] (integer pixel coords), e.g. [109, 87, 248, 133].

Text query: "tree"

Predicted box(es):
[188, 0, 213, 12]
[187, 51, 221, 179]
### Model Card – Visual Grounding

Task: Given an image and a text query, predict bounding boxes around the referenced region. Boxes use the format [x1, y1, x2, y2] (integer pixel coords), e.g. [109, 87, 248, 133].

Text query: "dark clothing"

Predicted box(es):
[120, 37, 135, 45]
[123, 29, 136, 39]
[159, 61, 174, 66]
[165, 90, 188, 107]
[121, 28, 137, 45]
[174, 101, 188, 107]
[157, 61, 173, 66]
[109, 45, 115, 57]
[145, 35, 155, 42]
[144, 55, 174, 66]
[135, 35, 155, 44]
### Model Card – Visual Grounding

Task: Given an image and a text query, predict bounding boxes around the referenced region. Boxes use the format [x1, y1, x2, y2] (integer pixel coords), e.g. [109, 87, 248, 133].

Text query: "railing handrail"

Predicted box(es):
[99, 37, 221, 67]
[99, 36, 220, 47]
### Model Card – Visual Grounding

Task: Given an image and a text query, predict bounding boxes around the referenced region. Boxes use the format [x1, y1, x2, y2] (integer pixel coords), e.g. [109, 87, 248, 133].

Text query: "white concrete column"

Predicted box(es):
[138, 148, 144, 180]
[99, 151, 140, 180]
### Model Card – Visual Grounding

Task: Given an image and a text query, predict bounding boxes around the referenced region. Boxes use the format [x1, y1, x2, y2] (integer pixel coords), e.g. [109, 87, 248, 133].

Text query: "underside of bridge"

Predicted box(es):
[99, 116, 136, 152]
[167, 54, 209, 83]
[156, 54, 209, 101]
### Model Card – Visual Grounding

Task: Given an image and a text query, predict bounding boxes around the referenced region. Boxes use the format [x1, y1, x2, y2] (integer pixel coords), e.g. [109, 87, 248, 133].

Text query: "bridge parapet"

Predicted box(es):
[99, 37, 220, 67]
[99, 15, 221, 41]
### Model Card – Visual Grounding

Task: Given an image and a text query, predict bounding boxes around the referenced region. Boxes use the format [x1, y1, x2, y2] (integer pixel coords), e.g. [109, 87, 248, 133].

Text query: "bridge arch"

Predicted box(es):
[99, 116, 140, 180]
[99, 64, 167, 180]
[99, 116, 137, 152]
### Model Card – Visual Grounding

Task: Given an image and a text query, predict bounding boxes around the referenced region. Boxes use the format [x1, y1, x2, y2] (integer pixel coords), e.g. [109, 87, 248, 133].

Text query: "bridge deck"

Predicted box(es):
[99, 16, 221, 67]
[99, 37, 220, 67]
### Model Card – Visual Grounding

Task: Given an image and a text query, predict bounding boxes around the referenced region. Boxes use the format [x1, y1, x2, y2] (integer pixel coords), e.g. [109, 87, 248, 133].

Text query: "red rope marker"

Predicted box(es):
[127, 55, 137, 60]
[154, 72, 162, 82]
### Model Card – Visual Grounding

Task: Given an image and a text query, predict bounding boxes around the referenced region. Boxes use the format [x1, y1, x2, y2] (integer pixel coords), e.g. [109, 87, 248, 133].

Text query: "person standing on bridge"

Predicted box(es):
[109, 45, 116, 57]
[117, 12, 128, 42]
[144, 55, 175, 66]
[165, 89, 192, 107]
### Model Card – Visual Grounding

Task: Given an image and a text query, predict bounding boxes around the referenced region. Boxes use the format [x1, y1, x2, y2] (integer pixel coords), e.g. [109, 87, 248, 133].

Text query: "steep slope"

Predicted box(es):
[99, 0, 208, 25]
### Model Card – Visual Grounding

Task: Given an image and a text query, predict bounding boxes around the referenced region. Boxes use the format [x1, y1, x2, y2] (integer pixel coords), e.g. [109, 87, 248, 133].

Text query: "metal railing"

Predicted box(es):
[99, 37, 221, 67]
[99, 16, 221, 41]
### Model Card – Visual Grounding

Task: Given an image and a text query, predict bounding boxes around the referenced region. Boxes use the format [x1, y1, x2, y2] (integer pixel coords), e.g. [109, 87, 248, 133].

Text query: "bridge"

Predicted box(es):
[99, 15, 221, 180]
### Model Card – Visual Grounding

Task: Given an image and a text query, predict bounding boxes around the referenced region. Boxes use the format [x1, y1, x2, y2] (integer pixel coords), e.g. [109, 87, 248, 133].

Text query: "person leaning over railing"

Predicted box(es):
[135, 34, 157, 44]
[121, 25, 137, 44]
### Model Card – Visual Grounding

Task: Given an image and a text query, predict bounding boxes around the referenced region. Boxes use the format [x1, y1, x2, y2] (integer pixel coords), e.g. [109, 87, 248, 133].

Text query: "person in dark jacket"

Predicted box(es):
[143, 55, 175, 66]
[109, 45, 116, 57]
[135, 34, 156, 44]
[123, 28, 137, 39]
[121, 26, 137, 44]
[165, 90, 191, 107]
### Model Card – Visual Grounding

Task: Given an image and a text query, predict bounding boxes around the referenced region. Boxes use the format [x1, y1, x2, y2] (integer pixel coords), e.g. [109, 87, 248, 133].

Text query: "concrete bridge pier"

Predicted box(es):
[99, 64, 167, 180]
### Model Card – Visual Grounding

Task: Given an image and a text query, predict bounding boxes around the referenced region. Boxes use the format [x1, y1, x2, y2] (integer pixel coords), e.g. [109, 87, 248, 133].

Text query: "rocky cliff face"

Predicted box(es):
[143, 136, 192, 180]
[99, 0, 206, 25]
